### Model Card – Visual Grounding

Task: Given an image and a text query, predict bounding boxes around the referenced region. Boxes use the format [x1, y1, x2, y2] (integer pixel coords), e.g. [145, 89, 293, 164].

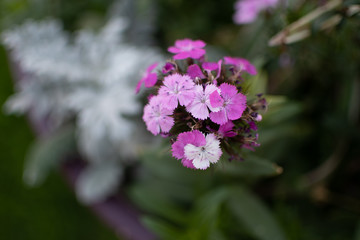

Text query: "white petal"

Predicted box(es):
[192, 157, 210, 170]
[204, 134, 222, 163]
[184, 144, 201, 161]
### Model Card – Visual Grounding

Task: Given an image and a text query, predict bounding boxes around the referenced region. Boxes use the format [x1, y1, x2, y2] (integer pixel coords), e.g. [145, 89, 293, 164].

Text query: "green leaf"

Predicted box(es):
[243, 70, 268, 96]
[23, 125, 76, 187]
[216, 156, 282, 178]
[142, 216, 182, 240]
[128, 183, 187, 224]
[186, 188, 230, 239]
[355, 220, 360, 240]
[228, 186, 287, 240]
[263, 97, 303, 126]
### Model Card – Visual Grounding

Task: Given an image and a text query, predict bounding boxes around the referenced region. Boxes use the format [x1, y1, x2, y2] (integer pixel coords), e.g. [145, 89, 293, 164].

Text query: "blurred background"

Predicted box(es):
[1, 0, 360, 239]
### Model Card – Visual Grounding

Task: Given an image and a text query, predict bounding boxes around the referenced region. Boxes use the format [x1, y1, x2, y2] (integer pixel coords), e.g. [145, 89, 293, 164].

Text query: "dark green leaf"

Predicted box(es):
[216, 156, 282, 178]
[228, 186, 286, 240]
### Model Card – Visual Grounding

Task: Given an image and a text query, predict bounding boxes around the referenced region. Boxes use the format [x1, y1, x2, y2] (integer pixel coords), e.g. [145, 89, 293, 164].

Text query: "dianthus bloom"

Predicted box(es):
[233, 0, 279, 25]
[143, 95, 174, 135]
[138, 38, 267, 170]
[168, 39, 206, 60]
[136, 62, 158, 93]
[209, 83, 247, 125]
[158, 73, 195, 110]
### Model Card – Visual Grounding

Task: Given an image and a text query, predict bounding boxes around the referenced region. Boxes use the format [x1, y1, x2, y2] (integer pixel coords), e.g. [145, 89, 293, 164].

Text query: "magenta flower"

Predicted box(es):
[187, 64, 205, 80]
[218, 121, 237, 138]
[162, 62, 175, 74]
[158, 73, 195, 110]
[187, 84, 220, 120]
[168, 39, 206, 60]
[136, 62, 158, 93]
[143, 95, 174, 135]
[172, 130, 222, 170]
[224, 56, 257, 75]
[233, 0, 279, 25]
[209, 83, 247, 125]
[202, 60, 223, 84]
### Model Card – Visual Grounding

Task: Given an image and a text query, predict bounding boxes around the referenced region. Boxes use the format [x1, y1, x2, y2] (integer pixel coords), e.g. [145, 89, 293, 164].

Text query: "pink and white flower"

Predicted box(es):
[143, 95, 174, 135]
[158, 73, 195, 110]
[171, 130, 222, 170]
[209, 83, 247, 125]
[168, 39, 206, 60]
[187, 84, 220, 120]
[135, 62, 158, 93]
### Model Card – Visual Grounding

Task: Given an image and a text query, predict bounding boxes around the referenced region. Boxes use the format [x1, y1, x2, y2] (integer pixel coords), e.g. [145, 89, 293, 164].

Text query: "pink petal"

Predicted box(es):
[135, 79, 144, 93]
[165, 95, 179, 110]
[159, 116, 174, 133]
[181, 159, 196, 169]
[219, 121, 234, 133]
[175, 39, 193, 48]
[191, 130, 207, 146]
[171, 130, 206, 159]
[147, 62, 158, 73]
[188, 49, 206, 59]
[202, 62, 218, 71]
[215, 60, 223, 80]
[147, 120, 160, 135]
[191, 40, 206, 48]
[178, 90, 195, 107]
[173, 52, 191, 60]
[227, 93, 247, 120]
[144, 73, 158, 88]
[220, 83, 238, 98]
[224, 56, 239, 65]
[187, 64, 205, 79]
[168, 46, 182, 53]
[162, 62, 175, 74]
[209, 90, 224, 108]
[210, 109, 228, 125]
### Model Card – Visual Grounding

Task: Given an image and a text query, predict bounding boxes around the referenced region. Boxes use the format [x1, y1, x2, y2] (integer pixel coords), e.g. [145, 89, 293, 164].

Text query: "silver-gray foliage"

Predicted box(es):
[2, 16, 163, 203]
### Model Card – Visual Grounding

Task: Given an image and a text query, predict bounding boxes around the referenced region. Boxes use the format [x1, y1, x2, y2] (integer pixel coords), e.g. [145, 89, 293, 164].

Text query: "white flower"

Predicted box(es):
[184, 133, 222, 170]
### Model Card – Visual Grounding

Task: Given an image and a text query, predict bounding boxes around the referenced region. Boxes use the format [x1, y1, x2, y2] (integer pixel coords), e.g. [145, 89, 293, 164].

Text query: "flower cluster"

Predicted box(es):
[233, 0, 279, 24]
[137, 39, 267, 170]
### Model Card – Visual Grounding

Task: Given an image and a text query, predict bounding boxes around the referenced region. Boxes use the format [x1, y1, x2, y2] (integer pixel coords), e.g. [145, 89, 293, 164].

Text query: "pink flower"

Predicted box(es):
[209, 83, 247, 125]
[187, 84, 220, 120]
[158, 73, 195, 110]
[162, 62, 175, 74]
[168, 39, 206, 60]
[187, 64, 205, 80]
[224, 56, 257, 75]
[143, 95, 174, 135]
[171, 130, 222, 170]
[233, 0, 279, 25]
[202, 60, 223, 83]
[136, 63, 158, 93]
[218, 121, 237, 138]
